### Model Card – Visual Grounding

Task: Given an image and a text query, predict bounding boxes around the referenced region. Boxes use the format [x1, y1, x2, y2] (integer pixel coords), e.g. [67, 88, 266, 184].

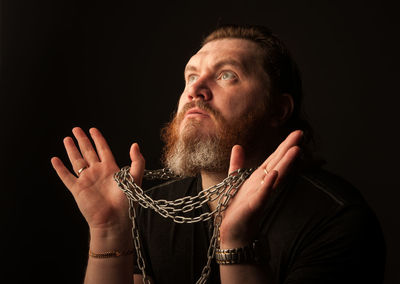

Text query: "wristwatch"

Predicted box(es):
[215, 240, 267, 265]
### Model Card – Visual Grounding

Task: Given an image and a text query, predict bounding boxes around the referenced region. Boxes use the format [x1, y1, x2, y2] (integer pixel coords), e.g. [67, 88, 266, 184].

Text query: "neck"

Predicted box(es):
[201, 170, 227, 190]
[200, 150, 264, 212]
[201, 170, 227, 212]
[199, 132, 281, 210]
[200, 146, 270, 190]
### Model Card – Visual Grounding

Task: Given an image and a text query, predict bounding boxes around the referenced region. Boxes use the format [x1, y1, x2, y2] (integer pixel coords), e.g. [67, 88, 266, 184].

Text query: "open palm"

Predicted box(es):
[51, 127, 145, 231]
[219, 130, 303, 248]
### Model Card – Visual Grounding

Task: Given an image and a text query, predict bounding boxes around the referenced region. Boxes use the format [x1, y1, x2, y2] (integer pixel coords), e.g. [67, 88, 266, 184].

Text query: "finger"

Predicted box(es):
[51, 157, 77, 190]
[64, 136, 90, 175]
[264, 130, 302, 167]
[260, 170, 279, 188]
[255, 170, 278, 200]
[249, 170, 278, 214]
[72, 127, 100, 164]
[89, 128, 116, 163]
[262, 130, 303, 171]
[228, 145, 245, 174]
[130, 143, 145, 186]
[273, 146, 301, 186]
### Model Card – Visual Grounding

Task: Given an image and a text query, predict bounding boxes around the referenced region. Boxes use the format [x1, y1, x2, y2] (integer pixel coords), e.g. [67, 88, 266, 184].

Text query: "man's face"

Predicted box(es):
[177, 38, 269, 137]
[162, 38, 272, 176]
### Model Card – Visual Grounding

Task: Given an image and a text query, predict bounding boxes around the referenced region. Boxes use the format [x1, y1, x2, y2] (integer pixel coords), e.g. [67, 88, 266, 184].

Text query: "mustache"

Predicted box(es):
[180, 100, 221, 119]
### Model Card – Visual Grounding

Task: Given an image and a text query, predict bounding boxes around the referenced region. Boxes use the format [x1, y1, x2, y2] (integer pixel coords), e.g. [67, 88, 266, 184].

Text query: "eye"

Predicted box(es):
[187, 74, 199, 84]
[219, 71, 237, 81]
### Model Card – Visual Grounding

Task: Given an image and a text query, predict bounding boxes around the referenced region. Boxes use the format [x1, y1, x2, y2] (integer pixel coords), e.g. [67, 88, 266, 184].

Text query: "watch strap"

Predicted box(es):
[215, 240, 266, 265]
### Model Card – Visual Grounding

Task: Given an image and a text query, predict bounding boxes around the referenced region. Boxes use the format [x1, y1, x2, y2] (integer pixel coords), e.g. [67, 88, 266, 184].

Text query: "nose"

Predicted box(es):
[187, 77, 212, 101]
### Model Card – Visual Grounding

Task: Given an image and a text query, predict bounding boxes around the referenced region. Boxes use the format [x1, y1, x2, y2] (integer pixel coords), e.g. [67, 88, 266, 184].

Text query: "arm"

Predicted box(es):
[218, 130, 303, 284]
[51, 127, 148, 284]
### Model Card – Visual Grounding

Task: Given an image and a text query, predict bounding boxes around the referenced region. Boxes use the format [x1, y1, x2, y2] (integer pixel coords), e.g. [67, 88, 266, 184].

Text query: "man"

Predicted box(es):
[51, 25, 385, 283]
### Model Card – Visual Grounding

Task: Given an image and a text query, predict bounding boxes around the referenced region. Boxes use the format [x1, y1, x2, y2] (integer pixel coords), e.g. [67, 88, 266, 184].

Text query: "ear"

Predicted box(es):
[270, 93, 294, 127]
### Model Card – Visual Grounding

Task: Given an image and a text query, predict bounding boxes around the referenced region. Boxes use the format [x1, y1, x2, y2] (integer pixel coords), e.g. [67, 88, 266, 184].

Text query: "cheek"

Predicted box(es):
[177, 93, 187, 113]
[222, 99, 249, 120]
[224, 95, 263, 122]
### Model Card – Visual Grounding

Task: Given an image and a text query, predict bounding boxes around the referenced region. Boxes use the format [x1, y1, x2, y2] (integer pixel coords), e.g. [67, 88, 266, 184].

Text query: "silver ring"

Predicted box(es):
[261, 167, 269, 184]
[78, 166, 88, 176]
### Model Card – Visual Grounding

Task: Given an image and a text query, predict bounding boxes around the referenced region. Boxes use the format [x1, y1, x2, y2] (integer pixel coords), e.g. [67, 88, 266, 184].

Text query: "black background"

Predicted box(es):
[3, 1, 400, 283]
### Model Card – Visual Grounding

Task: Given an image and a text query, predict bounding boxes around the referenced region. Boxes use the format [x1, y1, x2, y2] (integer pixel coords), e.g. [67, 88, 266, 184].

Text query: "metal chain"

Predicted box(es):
[114, 167, 254, 284]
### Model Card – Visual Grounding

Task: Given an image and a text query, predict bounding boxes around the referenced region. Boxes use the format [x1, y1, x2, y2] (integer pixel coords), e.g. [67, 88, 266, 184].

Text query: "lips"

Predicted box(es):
[185, 108, 210, 117]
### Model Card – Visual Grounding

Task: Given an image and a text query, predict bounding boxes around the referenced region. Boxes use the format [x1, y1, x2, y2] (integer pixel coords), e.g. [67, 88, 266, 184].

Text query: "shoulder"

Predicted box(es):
[285, 167, 384, 240]
[273, 167, 375, 220]
[271, 167, 384, 238]
[266, 168, 386, 283]
[296, 168, 366, 207]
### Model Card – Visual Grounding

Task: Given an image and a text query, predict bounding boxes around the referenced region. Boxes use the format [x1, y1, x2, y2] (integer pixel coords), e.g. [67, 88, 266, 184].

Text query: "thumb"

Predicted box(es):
[129, 143, 145, 186]
[228, 145, 245, 175]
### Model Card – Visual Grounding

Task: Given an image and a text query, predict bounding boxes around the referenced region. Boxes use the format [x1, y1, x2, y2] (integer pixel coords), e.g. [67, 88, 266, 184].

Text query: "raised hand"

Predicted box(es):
[219, 130, 303, 248]
[51, 127, 145, 233]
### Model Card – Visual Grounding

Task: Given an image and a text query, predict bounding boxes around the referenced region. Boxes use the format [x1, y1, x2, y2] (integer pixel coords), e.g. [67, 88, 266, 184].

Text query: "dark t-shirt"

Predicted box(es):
[134, 169, 386, 283]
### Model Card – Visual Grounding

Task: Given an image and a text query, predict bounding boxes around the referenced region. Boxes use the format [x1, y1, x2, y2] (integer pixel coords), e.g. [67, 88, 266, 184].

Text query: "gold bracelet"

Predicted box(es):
[89, 248, 135, 258]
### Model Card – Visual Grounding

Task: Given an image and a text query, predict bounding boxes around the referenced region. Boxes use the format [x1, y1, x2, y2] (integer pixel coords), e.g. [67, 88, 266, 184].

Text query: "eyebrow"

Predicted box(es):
[184, 59, 250, 77]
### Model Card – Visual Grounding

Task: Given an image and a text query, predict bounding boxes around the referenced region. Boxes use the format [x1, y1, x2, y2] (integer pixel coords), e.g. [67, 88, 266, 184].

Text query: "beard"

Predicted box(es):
[161, 100, 267, 177]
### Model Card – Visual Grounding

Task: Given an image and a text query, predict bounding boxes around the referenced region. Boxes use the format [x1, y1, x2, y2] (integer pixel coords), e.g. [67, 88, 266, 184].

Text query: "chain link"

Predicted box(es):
[114, 167, 254, 284]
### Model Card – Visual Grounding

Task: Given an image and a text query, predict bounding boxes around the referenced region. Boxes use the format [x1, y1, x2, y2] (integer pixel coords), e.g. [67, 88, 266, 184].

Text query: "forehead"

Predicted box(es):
[186, 38, 264, 72]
